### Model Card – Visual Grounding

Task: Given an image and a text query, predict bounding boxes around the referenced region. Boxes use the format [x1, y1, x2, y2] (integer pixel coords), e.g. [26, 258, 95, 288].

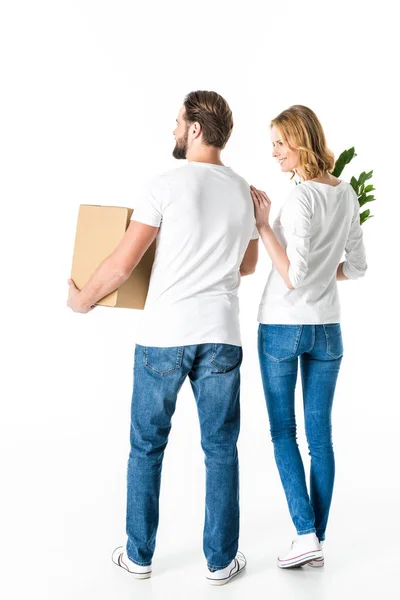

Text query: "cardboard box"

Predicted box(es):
[71, 204, 156, 309]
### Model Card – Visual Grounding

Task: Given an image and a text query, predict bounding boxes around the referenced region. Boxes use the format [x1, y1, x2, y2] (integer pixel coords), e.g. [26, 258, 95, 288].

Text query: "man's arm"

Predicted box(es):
[240, 239, 259, 276]
[68, 221, 159, 312]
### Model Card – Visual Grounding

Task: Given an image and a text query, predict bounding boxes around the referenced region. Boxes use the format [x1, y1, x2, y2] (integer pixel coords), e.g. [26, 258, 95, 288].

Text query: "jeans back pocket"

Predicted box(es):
[144, 346, 184, 376]
[323, 324, 344, 359]
[260, 324, 303, 362]
[210, 344, 243, 373]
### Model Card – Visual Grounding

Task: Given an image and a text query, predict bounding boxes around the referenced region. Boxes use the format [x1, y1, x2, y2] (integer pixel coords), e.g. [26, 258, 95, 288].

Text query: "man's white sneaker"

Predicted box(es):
[277, 533, 323, 569]
[111, 546, 152, 579]
[308, 540, 324, 567]
[206, 551, 247, 586]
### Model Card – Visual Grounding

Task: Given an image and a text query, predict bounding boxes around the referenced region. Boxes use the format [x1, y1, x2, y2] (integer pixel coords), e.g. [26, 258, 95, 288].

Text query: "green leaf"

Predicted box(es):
[332, 147, 356, 177]
[359, 194, 376, 207]
[358, 171, 367, 186]
[364, 184, 375, 193]
[360, 209, 373, 225]
[365, 170, 373, 180]
[350, 176, 359, 192]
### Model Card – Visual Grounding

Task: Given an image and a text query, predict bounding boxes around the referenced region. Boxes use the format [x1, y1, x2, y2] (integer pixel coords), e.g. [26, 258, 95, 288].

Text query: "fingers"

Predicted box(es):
[250, 185, 262, 207]
[260, 191, 271, 205]
[250, 185, 271, 204]
[255, 189, 270, 205]
[250, 185, 271, 207]
[251, 193, 260, 208]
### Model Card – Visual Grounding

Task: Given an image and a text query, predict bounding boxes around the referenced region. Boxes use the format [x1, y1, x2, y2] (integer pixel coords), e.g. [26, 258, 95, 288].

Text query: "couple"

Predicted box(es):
[67, 90, 367, 585]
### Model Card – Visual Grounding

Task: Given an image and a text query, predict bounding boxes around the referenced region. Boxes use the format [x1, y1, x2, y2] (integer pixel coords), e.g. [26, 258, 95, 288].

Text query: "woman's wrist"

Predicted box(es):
[258, 224, 272, 235]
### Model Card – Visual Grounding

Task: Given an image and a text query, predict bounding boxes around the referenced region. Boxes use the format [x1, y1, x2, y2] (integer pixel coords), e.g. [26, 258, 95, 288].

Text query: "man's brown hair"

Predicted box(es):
[183, 90, 233, 149]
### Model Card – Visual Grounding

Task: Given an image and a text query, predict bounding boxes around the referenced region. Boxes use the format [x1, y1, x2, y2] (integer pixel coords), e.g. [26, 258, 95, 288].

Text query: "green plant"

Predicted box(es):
[332, 147, 375, 225]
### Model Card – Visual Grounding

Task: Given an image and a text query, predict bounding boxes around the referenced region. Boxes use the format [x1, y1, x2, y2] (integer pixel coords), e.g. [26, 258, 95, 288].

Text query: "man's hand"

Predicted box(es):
[67, 279, 95, 313]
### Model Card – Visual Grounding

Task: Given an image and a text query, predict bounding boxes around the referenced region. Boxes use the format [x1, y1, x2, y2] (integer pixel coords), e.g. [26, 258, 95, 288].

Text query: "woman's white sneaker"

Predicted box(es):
[277, 533, 323, 568]
[111, 546, 152, 579]
[206, 551, 247, 586]
[308, 556, 325, 567]
[308, 540, 325, 567]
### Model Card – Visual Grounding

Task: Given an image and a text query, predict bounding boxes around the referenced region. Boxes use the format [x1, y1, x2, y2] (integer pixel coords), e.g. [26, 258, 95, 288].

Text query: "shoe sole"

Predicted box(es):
[308, 558, 324, 568]
[112, 562, 152, 579]
[207, 562, 246, 586]
[113, 561, 151, 579]
[130, 572, 152, 579]
[286, 557, 325, 569]
[277, 550, 323, 569]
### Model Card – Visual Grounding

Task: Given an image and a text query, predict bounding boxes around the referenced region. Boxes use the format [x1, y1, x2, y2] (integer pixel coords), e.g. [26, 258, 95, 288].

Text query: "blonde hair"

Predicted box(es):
[271, 105, 335, 180]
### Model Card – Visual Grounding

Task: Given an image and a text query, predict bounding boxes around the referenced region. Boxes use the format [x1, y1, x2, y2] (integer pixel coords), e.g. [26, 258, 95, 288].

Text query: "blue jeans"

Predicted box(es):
[258, 324, 343, 541]
[126, 343, 242, 570]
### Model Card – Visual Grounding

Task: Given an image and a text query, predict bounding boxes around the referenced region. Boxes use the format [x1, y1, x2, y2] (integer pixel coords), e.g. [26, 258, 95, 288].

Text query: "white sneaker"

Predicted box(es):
[111, 546, 152, 579]
[277, 533, 323, 569]
[308, 540, 324, 567]
[206, 551, 247, 586]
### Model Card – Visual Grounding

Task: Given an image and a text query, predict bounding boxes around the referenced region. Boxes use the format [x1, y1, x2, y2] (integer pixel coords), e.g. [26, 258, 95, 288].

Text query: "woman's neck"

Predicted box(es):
[309, 172, 340, 186]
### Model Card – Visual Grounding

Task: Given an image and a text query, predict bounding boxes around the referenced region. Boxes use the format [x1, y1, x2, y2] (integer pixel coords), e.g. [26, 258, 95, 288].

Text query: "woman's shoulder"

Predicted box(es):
[286, 182, 314, 208]
[290, 181, 312, 195]
[279, 183, 314, 221]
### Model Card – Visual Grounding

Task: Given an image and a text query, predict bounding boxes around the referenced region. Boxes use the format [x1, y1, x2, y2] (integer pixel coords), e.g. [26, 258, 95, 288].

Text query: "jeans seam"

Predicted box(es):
[304, 325, 315, 353]
[294, 325, 303, 354]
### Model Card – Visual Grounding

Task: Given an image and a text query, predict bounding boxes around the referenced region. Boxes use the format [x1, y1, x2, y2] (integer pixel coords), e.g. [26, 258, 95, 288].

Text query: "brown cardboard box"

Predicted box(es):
[71, 204, 156, 309]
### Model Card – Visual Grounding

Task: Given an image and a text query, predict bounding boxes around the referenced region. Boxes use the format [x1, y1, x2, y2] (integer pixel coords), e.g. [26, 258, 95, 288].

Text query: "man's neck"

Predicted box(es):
[186, 149, 224, 166]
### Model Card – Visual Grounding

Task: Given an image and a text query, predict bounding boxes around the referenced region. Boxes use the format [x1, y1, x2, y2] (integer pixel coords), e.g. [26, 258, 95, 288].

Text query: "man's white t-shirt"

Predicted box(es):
[131, 161, 258, 347]
[258, 180, 367, 325]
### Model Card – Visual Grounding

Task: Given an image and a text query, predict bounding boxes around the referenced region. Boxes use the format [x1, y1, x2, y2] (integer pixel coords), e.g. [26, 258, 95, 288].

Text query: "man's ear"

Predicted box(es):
[190, 121, 202, 140]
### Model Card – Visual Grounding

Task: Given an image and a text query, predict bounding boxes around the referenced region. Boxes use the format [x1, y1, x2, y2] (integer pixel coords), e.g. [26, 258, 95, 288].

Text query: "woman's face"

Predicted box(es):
[271, 125, 299, 173]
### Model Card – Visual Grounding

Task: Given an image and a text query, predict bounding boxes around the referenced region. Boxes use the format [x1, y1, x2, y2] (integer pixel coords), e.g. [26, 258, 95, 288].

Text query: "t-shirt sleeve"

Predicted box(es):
[130, 176, 169, 228]
[280, 187, 313, 289]
[342, 191, 368, 279]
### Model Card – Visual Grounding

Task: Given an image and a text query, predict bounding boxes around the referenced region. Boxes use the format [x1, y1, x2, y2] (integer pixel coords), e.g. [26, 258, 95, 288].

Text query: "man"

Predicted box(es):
[67, 90, 258, 585]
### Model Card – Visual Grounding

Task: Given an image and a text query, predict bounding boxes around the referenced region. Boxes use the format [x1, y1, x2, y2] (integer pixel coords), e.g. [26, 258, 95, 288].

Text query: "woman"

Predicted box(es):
[250, 105, 367, 569]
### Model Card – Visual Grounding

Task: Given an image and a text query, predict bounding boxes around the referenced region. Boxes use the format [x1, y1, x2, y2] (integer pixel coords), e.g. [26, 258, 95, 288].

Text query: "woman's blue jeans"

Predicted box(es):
[258, 324, 343, 541]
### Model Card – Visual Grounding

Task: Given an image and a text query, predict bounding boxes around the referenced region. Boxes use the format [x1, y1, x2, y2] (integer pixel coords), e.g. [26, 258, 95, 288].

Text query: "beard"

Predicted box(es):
[172, 127, 189, 159]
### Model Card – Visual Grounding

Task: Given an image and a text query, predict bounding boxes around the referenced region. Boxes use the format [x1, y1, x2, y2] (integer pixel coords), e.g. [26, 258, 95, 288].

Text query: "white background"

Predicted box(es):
[1, 1, 399, 599]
